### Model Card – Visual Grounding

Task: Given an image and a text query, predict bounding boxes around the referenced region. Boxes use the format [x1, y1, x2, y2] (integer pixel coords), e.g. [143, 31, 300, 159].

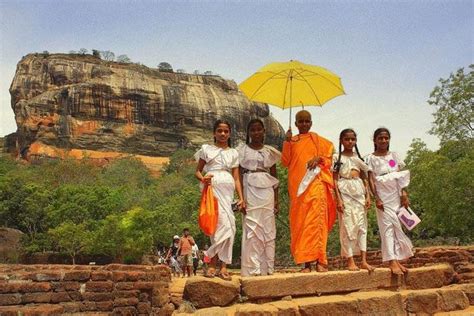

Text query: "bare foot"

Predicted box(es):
[347, 257, 360, 271]
[389, 261, 403, 275]
[347, 264, 360, 271]
[397, 261, 408, 274]
[300, 267, 311, 273]
[204, 267, 216, 278]
[360, 262, 375, 272]
[316, 263, 328, 273]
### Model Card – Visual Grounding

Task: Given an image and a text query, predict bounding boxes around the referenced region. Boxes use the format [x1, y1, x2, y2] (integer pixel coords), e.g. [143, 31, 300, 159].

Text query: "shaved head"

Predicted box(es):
[295, 110, 311, 121]
[295, 110, 312, 134]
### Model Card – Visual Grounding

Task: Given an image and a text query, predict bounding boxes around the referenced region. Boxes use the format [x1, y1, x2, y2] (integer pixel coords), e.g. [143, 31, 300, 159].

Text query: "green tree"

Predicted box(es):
[406, 138, 473, 242]
[428, 65, 473, 143]
[158, 62, 173, 72]
[101, 50, 115, 61]
[0, 176, 51, 241]
[117, 54, 131, 63]
[49, 221, 91, 264]
[92, 49, 101, 58]
[46, 184, 123, 227]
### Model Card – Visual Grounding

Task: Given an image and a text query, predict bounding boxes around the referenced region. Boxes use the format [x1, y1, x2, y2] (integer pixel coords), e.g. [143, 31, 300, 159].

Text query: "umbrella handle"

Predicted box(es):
[289, 106, 292, 129]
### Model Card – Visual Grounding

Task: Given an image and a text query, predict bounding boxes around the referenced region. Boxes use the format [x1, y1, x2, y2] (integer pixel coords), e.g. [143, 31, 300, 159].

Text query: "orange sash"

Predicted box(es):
[199, 184, 219, 236]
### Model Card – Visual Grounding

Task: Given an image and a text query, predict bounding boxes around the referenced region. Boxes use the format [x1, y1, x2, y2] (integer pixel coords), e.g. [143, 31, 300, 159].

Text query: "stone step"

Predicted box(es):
[0, 303, 118, 315]
[183, 264, 456, 308]
[434, 305, 474, 315]
[0, 303, 66, 315]
[177, 284, 473, 316]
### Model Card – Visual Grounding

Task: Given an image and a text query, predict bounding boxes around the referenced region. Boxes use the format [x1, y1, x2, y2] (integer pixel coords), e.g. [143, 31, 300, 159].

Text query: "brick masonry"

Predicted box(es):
[0, 246, 473, 315]
[0, 263, 173, 315]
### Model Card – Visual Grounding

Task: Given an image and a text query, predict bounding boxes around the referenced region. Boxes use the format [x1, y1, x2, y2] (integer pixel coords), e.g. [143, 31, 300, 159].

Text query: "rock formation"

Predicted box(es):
[7, 53, 284, 163]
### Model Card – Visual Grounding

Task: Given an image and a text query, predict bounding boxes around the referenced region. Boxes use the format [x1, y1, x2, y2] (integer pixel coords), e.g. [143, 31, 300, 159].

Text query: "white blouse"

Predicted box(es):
[366, 152, 405, 176]
[238, 144, 281, 172]
[332, 153, 368, 179]
[196, 144, 239, 172]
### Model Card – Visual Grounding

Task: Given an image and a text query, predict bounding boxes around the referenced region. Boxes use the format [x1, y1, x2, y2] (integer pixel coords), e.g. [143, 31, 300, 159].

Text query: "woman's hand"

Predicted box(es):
[201, 174, 213, 185]
[400, 193, 410, 208]
[337, 199, 345, 213]
[375, 197, 384, 211]
[237, 199, 246, 215]
[274, 200, 279, 215]
[365, 196, 371, 210]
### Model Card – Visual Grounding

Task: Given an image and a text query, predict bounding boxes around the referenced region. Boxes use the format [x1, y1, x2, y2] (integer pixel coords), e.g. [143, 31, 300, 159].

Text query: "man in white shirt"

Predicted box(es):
[191, 243, 199, 276]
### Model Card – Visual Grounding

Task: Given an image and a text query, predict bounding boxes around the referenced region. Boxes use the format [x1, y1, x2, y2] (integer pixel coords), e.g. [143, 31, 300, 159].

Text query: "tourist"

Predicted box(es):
[191, 242, 199, 276]
[178, 228, 195, 277]
[165, 235, 182, 277]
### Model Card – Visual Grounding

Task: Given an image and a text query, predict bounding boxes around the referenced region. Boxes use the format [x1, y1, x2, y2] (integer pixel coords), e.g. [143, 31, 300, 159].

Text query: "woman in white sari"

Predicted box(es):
[238, 119, 280, 277]
[366, 127, 413, 275]
[333, 129, 374, 272]
[195, 120, 245, 280]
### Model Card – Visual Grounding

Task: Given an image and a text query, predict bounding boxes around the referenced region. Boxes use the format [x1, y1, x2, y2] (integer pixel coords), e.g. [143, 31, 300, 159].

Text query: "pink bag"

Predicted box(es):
[397, 207, 421, 230]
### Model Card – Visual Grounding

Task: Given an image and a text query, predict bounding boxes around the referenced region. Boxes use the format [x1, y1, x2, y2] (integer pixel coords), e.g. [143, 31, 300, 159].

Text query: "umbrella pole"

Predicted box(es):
[289, 107, 292, 129]
[288, 74, 293, 129]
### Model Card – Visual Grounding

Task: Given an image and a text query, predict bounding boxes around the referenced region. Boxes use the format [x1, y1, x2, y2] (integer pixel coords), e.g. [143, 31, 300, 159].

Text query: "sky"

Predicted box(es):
[0, 0, 472, 157]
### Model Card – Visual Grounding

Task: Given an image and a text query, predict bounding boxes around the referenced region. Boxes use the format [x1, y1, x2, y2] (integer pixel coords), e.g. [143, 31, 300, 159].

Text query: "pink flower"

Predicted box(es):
[389, 159, 397, 168]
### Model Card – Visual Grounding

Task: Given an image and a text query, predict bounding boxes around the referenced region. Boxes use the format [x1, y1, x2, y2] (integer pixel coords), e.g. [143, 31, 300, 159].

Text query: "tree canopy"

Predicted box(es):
[429, 65, 473, 143]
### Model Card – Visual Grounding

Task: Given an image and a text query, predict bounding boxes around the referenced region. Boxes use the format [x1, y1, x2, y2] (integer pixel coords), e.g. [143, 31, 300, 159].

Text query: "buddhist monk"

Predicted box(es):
[281, 110, 336, 272]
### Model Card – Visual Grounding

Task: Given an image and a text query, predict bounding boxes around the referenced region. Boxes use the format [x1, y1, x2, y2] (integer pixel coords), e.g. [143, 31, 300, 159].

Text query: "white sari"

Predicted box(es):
[238, 144, 280, 276]
[366, 152, 413, 262]
[196, 144, 239, 264]
[333, 154, 369, 257]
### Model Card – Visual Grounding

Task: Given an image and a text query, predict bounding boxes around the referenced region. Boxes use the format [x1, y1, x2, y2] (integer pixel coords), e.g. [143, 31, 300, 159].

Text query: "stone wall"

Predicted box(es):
[0, 263, 174, 315]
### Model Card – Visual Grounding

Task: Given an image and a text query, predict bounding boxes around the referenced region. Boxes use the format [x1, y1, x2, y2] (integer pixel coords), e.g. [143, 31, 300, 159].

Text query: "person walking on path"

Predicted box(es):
[165, 235, 182, 277]
[191, 243, 199, 276]
[178, 228, 195, 277]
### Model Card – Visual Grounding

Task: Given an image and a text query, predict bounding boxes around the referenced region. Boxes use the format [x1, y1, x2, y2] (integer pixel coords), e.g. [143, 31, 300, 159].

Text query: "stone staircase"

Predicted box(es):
[175, 264, 474, 315]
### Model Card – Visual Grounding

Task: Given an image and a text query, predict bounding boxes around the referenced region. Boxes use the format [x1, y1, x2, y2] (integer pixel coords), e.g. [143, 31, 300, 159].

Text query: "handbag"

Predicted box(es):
[397, 206, 421, 230]
[198, 184, 219, 236]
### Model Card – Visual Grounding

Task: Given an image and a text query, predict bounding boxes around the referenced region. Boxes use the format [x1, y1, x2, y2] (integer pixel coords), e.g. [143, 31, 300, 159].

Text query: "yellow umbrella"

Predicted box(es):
[239, 60, 345, 127]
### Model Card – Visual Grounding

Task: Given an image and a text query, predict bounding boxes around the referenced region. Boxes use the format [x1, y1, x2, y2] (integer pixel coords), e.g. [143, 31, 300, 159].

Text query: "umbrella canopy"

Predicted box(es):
[239, 60, 345, 126]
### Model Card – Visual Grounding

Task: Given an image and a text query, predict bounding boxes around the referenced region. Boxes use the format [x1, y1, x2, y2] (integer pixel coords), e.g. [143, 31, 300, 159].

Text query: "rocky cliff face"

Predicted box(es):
[8, 53, 284, 160]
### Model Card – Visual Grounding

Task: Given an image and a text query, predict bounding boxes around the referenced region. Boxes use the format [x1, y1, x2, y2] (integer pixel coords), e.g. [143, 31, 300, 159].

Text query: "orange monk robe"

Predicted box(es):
[281, 132, 336, 265]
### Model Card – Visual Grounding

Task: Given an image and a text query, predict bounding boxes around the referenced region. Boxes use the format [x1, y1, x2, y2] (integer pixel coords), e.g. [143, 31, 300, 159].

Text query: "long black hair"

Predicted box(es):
[245, 118, 265, 144]
[373, 127, 391, 151]
[334, 128, 364, 172]
[213, 119, 232, 147]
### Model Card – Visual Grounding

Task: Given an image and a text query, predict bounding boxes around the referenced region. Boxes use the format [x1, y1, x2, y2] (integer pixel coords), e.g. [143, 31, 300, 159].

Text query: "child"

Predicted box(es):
[195, 119, 245, 280]
[366, 127, 413, 275]
[333, 129, 374, 272]
[238, 119, 281, 276]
